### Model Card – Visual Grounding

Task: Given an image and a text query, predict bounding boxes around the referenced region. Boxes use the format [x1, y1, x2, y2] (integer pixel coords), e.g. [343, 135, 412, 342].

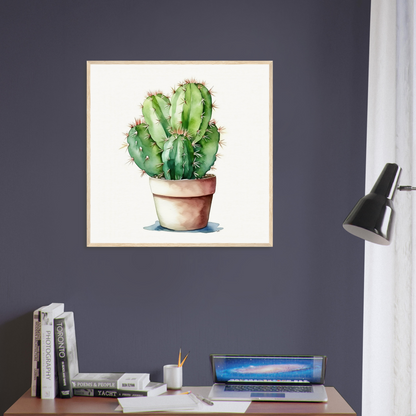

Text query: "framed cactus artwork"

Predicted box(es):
[87, 61, 272, 247]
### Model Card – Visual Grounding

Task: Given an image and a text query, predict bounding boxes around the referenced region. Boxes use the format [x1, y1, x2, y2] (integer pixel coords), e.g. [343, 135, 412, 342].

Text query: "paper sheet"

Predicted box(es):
[181, 401, 251, 413]
[115, 400, 251, 413]
[118, 394, 199, 413]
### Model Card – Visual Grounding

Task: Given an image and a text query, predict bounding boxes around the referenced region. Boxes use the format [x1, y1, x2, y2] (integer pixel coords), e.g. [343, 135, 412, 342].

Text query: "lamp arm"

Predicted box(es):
[398, 185, 416, 191]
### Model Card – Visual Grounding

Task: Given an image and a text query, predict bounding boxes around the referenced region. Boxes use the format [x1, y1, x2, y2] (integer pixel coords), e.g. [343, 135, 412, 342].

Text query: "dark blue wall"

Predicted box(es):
[0, 1, 370, 414]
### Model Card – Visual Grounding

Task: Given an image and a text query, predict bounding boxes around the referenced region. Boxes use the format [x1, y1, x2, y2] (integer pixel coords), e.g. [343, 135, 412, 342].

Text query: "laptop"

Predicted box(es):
[208, 354, 328, 402]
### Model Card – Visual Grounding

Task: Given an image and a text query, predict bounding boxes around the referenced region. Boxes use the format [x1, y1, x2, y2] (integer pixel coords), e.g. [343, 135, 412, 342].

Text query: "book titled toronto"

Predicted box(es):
[54, 312, 79, 398]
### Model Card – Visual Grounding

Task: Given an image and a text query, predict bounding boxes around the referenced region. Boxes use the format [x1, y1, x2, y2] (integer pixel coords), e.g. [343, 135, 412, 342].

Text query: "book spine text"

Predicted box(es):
[73, 388, 147, 398]
[41, 304, 64, 399]
[72, 380, 118, 389]
[55, 317, 72, 398]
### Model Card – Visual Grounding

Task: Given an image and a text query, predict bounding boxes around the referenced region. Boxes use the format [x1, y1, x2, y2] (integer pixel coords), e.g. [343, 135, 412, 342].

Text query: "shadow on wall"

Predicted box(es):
[0, 313, 32, 414]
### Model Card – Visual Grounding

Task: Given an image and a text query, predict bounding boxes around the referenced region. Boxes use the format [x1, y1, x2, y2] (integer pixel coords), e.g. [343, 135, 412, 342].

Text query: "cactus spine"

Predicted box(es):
[127, 120, 163, 177]
[125, 80, 221, 180]
[162, 130, 194, 180]
[141, 93, 171, 149]
[193, 123, 220, 178]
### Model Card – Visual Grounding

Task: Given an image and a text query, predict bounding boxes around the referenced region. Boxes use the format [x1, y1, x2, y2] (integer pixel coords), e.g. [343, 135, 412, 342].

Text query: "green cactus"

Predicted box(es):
[126, 121, 164, 177]
[162, 131, 194, 180]
[141, 93, 171, 149]
[170, 82, 213, 143]
[124, 80, 222, 180]
[193, 123, 220, 178]
[127, 124, 163, 176]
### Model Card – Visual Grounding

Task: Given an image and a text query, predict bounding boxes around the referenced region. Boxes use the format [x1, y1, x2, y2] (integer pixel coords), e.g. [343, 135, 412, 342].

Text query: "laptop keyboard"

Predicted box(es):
[225, 385, 313, 393]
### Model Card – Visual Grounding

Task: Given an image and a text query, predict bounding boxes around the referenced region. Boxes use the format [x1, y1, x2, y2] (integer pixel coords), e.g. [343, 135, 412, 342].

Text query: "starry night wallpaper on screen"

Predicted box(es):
[212, 355, 325, 384]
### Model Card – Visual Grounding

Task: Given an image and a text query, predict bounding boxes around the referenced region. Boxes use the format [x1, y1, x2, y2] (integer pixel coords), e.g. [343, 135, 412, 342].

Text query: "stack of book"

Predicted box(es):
[72, 375, 166, 398]
[31, 303, 166, 399]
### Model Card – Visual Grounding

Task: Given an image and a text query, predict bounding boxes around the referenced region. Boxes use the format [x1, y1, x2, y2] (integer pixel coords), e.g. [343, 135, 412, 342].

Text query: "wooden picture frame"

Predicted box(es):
[87, 61, 273, 247]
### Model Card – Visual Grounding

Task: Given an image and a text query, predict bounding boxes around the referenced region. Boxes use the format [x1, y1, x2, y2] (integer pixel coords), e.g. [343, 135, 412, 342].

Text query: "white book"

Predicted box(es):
[72, 373, 150, 391]
[140, 382, 167, 397]
[41, 303, 64, 399]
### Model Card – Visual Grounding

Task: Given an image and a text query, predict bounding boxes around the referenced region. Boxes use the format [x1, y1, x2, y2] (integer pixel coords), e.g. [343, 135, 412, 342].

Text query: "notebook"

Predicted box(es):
[208, 354, 328, 402]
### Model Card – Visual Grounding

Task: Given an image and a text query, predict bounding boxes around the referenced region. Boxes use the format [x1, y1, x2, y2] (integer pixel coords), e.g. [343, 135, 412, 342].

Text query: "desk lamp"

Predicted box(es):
[343, 162, 416, 245]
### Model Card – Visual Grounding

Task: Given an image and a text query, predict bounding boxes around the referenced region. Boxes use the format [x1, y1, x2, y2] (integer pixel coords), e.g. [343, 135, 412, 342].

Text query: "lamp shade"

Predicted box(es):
[342, 163, 401, 245]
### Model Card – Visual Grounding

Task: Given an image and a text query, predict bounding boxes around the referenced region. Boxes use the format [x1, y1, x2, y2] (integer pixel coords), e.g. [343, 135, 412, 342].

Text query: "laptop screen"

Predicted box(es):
[211, 354, 326, 384]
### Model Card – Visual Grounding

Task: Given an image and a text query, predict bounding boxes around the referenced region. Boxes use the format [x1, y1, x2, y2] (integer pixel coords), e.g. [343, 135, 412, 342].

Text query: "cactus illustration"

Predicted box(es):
[141, 92, 171, 149]
[193, 123, 220, 178]
[162, 130, 195, 180]
[126, 119, 163, 177]
[124, 80, 221, 180]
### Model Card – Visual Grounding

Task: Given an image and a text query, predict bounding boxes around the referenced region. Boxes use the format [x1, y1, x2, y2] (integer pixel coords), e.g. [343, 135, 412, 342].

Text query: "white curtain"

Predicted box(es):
[363, 1, 416, 416]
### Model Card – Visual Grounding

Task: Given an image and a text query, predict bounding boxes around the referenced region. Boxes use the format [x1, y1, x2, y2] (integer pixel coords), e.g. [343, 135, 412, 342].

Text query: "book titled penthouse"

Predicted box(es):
[54, 312, 79, 398]
[41, 303, 65, 399]
[72, 373, 150, 391]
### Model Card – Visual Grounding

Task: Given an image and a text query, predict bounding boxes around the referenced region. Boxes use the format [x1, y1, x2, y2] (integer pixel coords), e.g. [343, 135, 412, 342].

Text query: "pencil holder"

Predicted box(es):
[163, 364, 183, 389]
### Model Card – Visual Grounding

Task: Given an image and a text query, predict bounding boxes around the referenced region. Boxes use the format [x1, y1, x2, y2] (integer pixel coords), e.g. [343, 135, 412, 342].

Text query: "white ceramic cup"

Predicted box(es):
[163, 364, 183, 389]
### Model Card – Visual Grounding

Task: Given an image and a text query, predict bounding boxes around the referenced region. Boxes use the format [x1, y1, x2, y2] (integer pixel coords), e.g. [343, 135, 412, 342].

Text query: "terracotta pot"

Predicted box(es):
[149, 175, 216, 231]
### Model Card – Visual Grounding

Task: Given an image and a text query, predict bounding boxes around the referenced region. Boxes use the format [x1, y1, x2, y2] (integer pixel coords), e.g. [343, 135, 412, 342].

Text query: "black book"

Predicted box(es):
[54, 312, 79, 398]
